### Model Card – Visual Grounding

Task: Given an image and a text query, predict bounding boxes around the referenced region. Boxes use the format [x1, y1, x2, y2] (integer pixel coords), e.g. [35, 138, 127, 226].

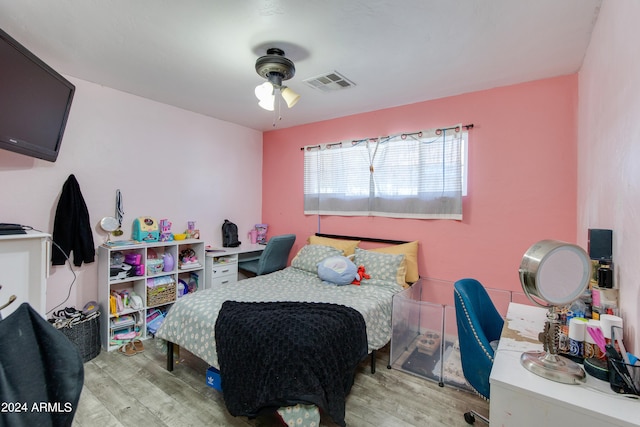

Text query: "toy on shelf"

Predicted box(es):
[255, 223, 268, 244]
[188, 272, 199, 293]
[132, 217, 159, 242]
[162, 252, 174, 272]
[179, 248, 201, 269]
[186, 221, 200, 239]
[159, 218, 174, 242]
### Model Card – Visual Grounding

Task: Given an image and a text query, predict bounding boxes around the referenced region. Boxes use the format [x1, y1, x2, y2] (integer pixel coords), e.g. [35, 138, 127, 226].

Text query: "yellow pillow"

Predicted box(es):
[371, 241, 419, 283]
[307, 235, 360, 256]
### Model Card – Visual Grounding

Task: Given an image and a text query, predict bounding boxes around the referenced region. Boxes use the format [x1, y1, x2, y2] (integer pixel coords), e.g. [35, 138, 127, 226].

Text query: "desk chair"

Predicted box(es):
[454, 278, 504, 425]
[238, 234, 296, 277]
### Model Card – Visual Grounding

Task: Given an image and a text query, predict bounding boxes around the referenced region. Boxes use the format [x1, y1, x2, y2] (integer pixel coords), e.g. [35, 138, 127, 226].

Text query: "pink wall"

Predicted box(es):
[578, 0, 640, 353]
[263, 75, 578, 293]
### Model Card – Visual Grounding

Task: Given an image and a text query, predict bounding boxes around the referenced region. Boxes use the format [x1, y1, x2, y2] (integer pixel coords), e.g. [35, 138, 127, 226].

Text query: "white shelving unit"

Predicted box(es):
[98, 239, 205, 351]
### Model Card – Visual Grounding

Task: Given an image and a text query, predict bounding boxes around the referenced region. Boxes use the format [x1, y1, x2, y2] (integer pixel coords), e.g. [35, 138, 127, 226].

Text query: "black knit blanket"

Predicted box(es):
[214, 301, 368, 427]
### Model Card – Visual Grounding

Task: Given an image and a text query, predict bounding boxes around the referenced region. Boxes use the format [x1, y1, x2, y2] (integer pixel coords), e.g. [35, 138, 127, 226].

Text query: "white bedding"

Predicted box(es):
[156, 265, 403, 369]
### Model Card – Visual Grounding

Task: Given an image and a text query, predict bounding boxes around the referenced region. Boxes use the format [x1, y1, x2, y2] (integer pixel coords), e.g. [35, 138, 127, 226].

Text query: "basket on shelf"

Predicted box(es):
[59, 313, 101, 363]
[147, 281, 176, 307]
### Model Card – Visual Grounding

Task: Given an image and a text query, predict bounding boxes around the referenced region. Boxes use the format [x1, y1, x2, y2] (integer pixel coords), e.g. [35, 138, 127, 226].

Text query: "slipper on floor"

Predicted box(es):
[118, 342, 136, 356]
[132, 339, 144, 353]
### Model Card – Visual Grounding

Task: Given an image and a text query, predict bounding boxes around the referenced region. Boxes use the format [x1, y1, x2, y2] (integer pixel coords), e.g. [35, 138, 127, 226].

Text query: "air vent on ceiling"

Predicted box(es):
[303, 71, 356, 92]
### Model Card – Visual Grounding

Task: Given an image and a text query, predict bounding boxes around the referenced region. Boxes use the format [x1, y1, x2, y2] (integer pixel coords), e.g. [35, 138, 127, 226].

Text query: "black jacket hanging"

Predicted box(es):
[51, 174, 95, 266]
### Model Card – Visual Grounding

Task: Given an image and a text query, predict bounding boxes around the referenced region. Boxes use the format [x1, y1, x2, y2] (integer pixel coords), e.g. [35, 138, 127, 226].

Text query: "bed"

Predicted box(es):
[156, 235, 418, 426]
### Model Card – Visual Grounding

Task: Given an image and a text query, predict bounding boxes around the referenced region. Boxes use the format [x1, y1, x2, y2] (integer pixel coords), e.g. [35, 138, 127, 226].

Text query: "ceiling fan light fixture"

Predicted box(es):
[255, 47, 300, 112]
[281, 86, 300, 108]
[255, 81, 275, 111]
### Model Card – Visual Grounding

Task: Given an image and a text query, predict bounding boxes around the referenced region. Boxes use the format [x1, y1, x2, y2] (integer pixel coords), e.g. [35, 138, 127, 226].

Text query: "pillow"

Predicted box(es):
[317, 256, 358, 286]
[353, 247, 406, 286]
[291, 244, 344, 273]
[370, 241, 419, 283]
[308, 235, 360, 256]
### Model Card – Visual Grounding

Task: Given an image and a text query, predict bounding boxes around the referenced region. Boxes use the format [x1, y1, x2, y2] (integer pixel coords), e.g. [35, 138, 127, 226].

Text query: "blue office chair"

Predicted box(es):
[454, 278, 504, 425]
[238, 234, 296, 276]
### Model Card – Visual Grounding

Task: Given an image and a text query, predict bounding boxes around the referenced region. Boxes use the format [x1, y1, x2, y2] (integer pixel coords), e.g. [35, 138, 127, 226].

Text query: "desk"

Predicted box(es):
[204, 244, 265, 288]
[490, 303, 639, 426]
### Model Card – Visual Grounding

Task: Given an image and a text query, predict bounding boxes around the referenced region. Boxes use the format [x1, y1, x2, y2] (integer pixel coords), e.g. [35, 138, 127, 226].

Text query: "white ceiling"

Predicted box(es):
[0, 0, 602, 132]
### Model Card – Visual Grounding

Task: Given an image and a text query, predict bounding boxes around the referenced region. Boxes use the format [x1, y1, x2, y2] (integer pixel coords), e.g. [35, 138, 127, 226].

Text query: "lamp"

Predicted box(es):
[255, 48, 300, 111]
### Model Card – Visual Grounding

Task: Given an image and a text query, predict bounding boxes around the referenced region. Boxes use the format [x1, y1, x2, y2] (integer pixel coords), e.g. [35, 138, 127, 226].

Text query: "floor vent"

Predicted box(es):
[303, 71, 356, 92]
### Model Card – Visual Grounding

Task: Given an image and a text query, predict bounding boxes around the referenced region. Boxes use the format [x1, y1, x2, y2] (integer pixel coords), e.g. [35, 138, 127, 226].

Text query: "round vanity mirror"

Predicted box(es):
[99, 216, 119, 241]
[518, 239, 591, 385]
[519, 240, 591, 307]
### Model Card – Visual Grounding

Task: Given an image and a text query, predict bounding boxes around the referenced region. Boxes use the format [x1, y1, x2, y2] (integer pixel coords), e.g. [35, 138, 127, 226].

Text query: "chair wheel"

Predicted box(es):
[464, 411, 475, 424]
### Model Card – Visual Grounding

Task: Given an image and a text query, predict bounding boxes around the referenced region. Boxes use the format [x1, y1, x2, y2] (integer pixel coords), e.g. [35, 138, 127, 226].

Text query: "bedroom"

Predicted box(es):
[0, 0, 638, 425]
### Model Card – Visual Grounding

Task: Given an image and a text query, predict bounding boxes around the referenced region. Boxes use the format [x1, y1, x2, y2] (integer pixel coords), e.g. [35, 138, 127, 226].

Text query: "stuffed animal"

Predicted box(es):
[351, 265, 370, 286]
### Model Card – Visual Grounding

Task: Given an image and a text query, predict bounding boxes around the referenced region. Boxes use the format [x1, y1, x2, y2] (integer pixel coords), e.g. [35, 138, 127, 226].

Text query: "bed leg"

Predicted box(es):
[370, 350, 376, 374]
[167, 341, 174, 372]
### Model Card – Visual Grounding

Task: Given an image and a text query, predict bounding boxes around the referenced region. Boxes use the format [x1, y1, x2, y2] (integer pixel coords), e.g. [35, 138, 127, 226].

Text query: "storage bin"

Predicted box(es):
[206, 366, 222, 391]
[59, 313, 101, 363]
[147, 259, 164, 275]
[146, 280, 176, 306]
[146, 309, 166, 335]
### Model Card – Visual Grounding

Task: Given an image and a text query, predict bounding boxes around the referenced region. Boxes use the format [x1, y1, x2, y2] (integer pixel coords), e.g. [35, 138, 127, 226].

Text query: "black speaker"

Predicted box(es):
[588, 229, 612, 260]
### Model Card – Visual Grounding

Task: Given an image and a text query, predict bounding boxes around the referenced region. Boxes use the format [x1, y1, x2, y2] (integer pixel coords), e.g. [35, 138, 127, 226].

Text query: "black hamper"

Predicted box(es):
[59, 313, 101, 362]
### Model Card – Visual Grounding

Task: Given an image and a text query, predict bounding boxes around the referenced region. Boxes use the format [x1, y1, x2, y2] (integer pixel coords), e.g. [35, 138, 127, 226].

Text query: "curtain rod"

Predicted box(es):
[300, 123, 474, 151]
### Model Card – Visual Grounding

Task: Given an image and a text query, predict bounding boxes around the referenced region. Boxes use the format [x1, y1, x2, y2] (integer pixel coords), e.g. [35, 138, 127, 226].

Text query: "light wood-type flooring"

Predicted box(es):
[72, 339, 488, 426]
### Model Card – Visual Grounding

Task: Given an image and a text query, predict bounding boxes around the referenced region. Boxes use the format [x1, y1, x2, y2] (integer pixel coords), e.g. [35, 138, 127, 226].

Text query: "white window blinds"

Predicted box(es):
[304, 125, 466, 219]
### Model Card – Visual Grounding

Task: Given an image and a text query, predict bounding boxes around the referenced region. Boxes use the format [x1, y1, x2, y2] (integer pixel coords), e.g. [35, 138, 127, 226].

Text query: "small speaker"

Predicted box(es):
[588, 229, 612, 260]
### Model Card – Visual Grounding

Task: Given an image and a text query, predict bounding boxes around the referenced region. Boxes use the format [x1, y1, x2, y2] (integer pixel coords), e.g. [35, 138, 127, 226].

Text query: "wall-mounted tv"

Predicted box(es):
[0, 27, 75, 162]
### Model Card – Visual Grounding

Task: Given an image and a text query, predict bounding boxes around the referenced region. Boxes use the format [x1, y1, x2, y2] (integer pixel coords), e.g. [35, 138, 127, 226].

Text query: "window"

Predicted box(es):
[304, 125, 467, 219]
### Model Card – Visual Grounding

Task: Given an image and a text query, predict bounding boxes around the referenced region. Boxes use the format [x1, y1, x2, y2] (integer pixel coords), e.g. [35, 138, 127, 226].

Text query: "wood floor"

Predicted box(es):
[72, 339, 488, 427]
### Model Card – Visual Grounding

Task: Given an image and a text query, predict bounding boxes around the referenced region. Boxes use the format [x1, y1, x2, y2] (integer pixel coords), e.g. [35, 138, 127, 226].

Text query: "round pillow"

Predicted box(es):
[317, 256, 358, 286]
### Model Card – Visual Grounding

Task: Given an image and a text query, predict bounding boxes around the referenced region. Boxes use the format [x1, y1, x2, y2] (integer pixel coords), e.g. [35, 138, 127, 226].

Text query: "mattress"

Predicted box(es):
[156, 265, 403, 369]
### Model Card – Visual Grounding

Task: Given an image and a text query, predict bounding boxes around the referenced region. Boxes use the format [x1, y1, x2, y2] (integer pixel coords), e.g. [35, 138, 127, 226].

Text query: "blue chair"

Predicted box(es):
[238, 234, 296, 276]
[454, 278, 504, 425]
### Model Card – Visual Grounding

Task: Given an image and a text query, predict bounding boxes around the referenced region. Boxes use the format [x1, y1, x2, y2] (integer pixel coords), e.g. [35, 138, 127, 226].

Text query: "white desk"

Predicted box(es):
[204, 244, 265, 288]
[490, 303, 639, 426]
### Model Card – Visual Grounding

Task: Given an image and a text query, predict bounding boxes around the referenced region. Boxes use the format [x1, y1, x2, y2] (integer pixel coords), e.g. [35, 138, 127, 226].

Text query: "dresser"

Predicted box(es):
[490, 303, 639, 426]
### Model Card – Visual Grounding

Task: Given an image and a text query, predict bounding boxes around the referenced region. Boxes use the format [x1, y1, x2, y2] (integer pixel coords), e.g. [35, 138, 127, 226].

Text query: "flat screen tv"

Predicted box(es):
[0, 27, 75, 162]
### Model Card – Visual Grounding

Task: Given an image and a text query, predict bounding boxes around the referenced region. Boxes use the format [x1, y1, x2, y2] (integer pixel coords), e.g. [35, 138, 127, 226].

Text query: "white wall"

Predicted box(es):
[578, 0, 640, 353]
[0, 77, 263, 314]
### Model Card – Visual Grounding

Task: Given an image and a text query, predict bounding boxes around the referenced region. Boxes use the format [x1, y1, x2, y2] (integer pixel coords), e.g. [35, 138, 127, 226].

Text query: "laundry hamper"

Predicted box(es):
[59, 313, 101, 362]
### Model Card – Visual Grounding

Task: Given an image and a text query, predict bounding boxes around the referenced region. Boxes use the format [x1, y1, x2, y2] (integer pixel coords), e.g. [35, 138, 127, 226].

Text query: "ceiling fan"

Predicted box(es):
[254, 48, 300, 111]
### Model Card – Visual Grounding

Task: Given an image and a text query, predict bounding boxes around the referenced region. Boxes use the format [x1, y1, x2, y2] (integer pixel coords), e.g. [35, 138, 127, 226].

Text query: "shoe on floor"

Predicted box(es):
[118, 342, 136, 356]
[132, 339, 144, 353]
